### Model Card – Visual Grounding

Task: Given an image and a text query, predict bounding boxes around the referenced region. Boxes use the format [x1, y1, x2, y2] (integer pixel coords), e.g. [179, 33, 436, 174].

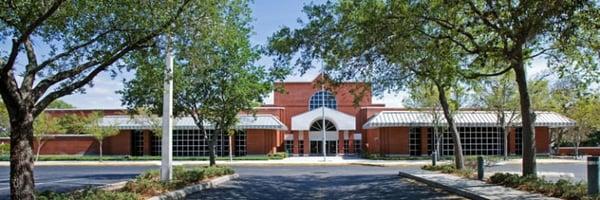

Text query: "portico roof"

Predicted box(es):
[363, 111, 575, 129]
[99, 114, 288, 130]
[291, 107, 356, 131]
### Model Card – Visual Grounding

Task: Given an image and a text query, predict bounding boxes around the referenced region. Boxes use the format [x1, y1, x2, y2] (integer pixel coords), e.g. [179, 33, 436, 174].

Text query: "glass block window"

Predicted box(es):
[235, 130, 247, 156]
[409, 128, 421, 156]
[299, 140, 304, 153]
[309, 91, 337, 110]
[310, 120, 336, 131]
[151, 133, 161, 156]
[431, 127, 504, 156]
[148, 129, 247, 157]
[515, 128, 523, 155]
[354, 139, 362, 154]
[343, 139, 350, 154]
[131, 130, 144, 156]
[285, 140, 294, 154]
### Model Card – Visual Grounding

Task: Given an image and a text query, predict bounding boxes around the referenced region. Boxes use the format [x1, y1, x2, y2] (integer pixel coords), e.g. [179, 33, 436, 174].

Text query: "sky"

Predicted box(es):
[3, 0, 549, 109]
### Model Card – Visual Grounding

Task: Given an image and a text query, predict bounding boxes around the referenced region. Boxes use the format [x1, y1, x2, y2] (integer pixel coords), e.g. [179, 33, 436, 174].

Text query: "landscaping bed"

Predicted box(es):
[422, 163, 598, 200]
[36, 165, 235, 200]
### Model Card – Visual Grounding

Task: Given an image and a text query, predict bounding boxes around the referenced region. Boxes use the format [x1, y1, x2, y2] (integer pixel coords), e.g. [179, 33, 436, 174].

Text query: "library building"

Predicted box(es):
[15, 75, 575, 157]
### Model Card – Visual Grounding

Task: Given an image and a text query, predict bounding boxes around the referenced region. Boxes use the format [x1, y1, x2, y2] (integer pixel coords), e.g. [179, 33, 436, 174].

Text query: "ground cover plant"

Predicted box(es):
[489, 173, 597, 200]
[36, 166, 235, 200]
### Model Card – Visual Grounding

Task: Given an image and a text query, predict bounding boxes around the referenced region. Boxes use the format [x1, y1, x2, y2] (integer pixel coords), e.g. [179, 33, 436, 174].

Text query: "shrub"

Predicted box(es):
[37, 189, 140, 200]
[268, 152, 287, 159]
[0, 143, 9, 155]
[488, 173, 597, 200]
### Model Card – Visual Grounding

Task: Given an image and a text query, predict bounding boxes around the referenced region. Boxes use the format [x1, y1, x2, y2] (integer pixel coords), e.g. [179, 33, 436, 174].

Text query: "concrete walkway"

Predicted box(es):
[397, 168, 559, 200]
[0, 157, 442, 167]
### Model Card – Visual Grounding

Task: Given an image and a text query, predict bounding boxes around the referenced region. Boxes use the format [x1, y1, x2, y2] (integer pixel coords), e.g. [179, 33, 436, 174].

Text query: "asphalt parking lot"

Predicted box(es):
[187, 165, 465, 200]
[0, 165, 155, 199]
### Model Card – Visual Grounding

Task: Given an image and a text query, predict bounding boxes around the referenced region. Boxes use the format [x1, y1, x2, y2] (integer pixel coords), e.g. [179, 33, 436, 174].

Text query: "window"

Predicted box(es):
[515, 128, 522, 155]
[310, 120, 336, 131]
[431, 127, 504, 156]
[149, 129, 247, 157]
[344, 140, 350, 154]
[354, 139, 362, 154]
[131, 130, 144, 156]
[285, 140, 294, 154]
[308, 91, 337, 110]
[409, 128, 421, 156]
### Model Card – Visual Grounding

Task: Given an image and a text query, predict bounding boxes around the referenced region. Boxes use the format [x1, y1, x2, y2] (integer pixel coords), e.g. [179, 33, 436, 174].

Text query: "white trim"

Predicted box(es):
[291, 107, 356, 131]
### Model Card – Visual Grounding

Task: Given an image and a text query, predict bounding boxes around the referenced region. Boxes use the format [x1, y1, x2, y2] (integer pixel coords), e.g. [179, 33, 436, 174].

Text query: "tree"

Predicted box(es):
[119, 0, 281, 166]
[476, 73, 519, 160]
[267, 1, 471, 169]
[564, 97, 600, 158]
[86, 112, 119, 162]
[272, 0, 598, 177]
[32, 113, 63, 162]
[0, 1, 199, 198]
[47, 100, 75, 109]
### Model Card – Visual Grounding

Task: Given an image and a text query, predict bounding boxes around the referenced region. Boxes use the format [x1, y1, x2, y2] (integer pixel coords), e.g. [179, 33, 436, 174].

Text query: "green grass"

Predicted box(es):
[0, 155, 281, 161]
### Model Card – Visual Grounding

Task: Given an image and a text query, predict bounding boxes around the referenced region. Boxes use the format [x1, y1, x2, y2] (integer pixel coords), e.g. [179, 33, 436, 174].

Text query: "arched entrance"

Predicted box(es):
[309, 119, 338, 155]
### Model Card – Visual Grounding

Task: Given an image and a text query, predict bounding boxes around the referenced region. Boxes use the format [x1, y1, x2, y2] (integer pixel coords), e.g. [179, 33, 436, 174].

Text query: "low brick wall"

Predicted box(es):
[558, 147, 600, 156]
[0, 131, 131, 155]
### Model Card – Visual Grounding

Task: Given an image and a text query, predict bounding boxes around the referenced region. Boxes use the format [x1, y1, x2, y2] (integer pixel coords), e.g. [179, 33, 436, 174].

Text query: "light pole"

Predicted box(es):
[160, 37, 174, 181]
[321, 72, 327, 162]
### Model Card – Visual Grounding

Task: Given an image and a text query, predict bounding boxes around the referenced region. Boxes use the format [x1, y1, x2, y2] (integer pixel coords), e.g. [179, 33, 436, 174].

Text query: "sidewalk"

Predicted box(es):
[397, 168, 559, 200]
[0, 156, 443, 167]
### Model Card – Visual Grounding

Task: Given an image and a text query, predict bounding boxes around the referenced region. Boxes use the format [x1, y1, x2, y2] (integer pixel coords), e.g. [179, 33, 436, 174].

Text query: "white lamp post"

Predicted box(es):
[161, 37, 174, 181]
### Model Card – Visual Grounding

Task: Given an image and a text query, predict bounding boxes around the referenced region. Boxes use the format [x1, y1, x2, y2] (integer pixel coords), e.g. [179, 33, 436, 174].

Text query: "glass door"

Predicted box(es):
[326, 141, 337, 155]
[310, 141, 322, 155]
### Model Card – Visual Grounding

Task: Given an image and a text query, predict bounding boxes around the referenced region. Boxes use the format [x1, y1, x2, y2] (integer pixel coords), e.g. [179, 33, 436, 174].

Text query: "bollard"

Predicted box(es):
[477, 156, 484, 180]
[432, 152, 437, 166]
[588, 157, 599, 195]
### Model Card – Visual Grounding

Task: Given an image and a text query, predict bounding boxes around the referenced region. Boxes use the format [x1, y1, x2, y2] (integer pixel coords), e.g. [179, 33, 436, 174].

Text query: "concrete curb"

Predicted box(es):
[97, 180, 129, 191]
[147, 173, 239, 200]
[397, 171, 486, 200]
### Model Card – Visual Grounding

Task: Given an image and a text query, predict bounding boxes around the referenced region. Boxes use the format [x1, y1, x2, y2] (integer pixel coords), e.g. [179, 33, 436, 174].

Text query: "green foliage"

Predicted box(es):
[0, 101, 8, 136]
[488, 173, 595, 200]
[122, 166, 234, 197]
[47, 100, 75, 109]
[57, 114, 94, 134]
[267, 152, 288, 159]
[36, 189, 140, 200]
[0, 143, 9, 155]
[86, 112, 119, 141]
[34, 114, 63, 138]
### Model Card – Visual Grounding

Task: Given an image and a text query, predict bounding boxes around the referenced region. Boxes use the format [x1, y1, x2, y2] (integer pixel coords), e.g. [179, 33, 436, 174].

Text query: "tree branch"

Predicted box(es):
[460, 65, 512, 79]
[21, 37, 39, 94]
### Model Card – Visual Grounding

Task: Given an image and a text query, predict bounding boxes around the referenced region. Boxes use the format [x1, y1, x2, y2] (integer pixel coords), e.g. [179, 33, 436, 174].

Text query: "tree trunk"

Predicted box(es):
[513, 57, 537, 177]
[436, 84, 464, 169]
[208, 130, 217, 166]
[10, 114, 35, 200]
[99, 140, 103, 162]
[35, 139, 45, 163]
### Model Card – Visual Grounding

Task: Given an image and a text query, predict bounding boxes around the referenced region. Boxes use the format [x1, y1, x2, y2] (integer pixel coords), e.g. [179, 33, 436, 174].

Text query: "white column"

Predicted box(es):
[161, 38, 174, 181]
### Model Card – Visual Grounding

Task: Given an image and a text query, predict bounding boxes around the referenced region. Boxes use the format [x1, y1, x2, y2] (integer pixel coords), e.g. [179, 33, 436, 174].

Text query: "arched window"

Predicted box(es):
[309, 91, 337, 110]
[310, 119, 336, 131]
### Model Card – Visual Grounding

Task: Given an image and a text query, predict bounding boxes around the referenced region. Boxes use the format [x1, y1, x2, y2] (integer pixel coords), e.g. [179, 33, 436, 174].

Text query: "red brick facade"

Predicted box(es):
[17, 75, 557, 157]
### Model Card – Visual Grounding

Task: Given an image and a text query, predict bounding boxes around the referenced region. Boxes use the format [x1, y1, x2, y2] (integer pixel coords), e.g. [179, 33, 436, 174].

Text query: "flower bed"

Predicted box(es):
[489, 173, 594, 200]
[36, 166, 235, 200]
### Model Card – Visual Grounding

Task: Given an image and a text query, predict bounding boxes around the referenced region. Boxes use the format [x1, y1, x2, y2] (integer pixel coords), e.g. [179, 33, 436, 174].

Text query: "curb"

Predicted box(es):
[97, 180, 129, 191]
[147, 173, 239, 200]
[397, 171, 487, 200]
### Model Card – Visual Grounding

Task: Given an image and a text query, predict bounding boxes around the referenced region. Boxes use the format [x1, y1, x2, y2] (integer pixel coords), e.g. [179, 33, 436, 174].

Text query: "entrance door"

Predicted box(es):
[310, 141, 322, 155]
[326, 141, 337, 155]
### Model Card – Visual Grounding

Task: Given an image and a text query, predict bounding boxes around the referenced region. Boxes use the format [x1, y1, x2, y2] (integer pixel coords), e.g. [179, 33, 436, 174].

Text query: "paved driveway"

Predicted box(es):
[187, 165, 465, 200]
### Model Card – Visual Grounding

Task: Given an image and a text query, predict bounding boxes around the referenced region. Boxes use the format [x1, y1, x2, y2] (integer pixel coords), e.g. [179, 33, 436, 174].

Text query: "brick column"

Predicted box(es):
[349, 132, 355, 154]
[143, 130, 152, 156]
[303, 131, 310, 156]
[508, 128, 516, 155]
[420, 127, 428, 156]
[338, 131, 345, 155]
[293, 131, 299, 156]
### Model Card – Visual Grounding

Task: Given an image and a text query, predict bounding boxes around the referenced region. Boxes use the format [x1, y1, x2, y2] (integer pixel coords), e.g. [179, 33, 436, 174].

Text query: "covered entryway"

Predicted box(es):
[289, 106, 356, 156]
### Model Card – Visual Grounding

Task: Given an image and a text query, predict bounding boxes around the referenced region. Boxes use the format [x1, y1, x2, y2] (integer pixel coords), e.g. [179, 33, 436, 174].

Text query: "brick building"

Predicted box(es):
[13, 75, 576, 157]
